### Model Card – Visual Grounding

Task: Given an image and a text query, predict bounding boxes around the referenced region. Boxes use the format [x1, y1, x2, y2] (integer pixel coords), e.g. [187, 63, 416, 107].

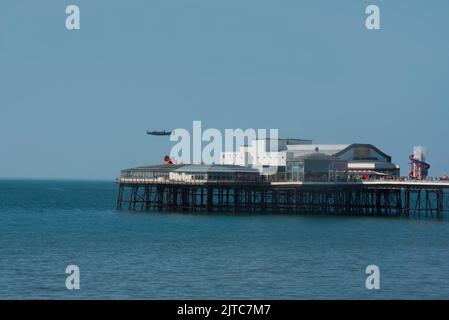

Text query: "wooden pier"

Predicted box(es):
[116, 179, 449, 218]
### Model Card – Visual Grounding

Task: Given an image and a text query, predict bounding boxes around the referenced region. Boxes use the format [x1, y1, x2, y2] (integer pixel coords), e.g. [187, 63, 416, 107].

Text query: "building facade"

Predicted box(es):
[221, 139, 400, 181]
[120, 164, 263, 184]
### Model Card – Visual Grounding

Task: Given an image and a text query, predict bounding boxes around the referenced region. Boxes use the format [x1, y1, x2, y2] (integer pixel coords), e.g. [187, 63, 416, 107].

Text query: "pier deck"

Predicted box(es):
[116, 178, 449, 218]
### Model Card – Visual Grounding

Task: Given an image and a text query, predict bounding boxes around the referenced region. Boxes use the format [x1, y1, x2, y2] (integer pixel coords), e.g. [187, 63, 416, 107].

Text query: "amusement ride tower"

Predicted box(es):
[408, 146, 430, 179]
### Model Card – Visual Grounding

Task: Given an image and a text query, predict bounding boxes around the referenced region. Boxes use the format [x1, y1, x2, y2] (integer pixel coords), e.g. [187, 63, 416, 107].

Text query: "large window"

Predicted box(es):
[304, 160, 330, 181]
[286, 161, 305, 181]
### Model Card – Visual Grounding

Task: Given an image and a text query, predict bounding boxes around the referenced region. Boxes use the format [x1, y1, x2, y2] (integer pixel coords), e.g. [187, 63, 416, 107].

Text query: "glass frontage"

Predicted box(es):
[304, 160, 330, 181]
[286, 161, 304, 181]
[286, 159, 348, 182]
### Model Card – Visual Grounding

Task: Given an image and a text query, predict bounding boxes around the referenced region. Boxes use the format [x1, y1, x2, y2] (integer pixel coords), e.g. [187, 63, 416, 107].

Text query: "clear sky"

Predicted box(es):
[1, 0, 448, 179]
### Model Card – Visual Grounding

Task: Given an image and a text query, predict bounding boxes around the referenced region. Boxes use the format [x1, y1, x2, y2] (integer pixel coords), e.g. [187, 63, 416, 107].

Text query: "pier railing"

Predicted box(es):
[117, 177, 269, 186]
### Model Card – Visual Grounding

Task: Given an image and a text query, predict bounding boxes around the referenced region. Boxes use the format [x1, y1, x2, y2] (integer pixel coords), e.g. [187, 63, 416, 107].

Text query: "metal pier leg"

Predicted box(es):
[404, 189, 410, 217]
[233, 188, 240, 213]
[206, 187, 212, 212]
[414, 190, 421, 217]
[437, 190, 444, 218]
[116, 184, 124, 209]
[132, 186, 139, 211]
[128, 185, 134, 210]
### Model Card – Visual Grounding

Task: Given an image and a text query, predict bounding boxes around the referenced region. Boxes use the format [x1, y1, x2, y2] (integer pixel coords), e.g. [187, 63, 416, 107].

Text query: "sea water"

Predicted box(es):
[0, 180, 448, 299]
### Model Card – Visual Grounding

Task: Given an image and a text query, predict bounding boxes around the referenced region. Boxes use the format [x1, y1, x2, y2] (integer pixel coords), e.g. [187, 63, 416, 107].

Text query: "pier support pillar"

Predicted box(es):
[116, 184, 124, 209]
[437, 189, 444, 218]
[404, 189, 411, 217]
[206, 187, 212, 212]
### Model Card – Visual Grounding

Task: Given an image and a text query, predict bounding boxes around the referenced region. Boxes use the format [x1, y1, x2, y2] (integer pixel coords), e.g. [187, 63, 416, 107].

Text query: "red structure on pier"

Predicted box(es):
[409, 146, 430, 180]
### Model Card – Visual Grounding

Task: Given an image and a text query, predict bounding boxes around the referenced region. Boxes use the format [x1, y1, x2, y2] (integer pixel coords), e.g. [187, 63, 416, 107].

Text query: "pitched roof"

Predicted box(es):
[333, 144, 392, 162]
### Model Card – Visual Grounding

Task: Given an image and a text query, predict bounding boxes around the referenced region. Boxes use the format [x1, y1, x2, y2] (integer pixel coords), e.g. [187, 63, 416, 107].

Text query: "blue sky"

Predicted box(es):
[1, 0, 448, 179]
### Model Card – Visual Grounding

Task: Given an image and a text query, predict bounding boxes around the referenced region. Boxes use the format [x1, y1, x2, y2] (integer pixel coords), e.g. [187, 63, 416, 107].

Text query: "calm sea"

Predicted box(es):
[0, 180, 448, 299]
